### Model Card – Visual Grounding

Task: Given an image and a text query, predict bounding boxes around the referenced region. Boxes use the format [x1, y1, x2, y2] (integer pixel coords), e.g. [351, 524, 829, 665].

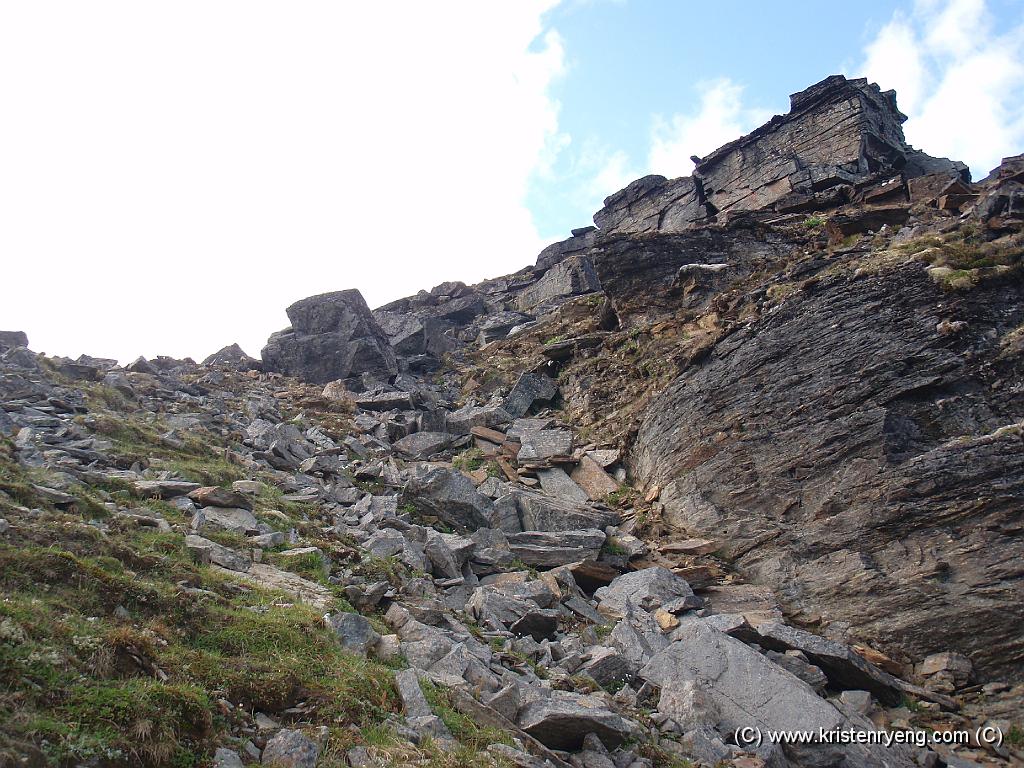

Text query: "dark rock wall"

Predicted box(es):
[631, 265, 1024, 678]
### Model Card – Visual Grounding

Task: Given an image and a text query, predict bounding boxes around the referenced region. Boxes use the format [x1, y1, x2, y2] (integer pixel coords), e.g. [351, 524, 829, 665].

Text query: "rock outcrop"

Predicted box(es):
[261, 289, 397, 385]
[594, 75, 968, 235]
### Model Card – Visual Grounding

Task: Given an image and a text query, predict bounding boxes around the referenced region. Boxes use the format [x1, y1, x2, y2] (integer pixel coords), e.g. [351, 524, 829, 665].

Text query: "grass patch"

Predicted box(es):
[452, 448, 485, 473]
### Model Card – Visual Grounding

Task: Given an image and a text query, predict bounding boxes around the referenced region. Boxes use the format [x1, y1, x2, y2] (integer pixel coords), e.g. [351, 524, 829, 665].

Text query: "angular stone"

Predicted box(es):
[517, 255, 602, 311]
[536, 467, 589, 504]
[354, 391, 415, 412]
[185, 535, 251, 572]
[503, 373, 558, 419]
[202, 343, 258, 370]
[570, 455, 620, 501]
[191, 507, 259, 536]
[754, 621, 903, 705]
[640, 621, 845, 735]
[595, 567, 694, 620]
[188, 485, 253, 510]
[133, 479, 201, 499]
[0, 331, 29, 352]
[261, 728, 320, 768]
[517, 692, 636, 751]
[517, 429, 573, 464]
[401, 467, 493, 531]
[325, 612, 381, 656]
[513, 490, 617, 533]
[261, 289, 397, 385]
[445, 403, 513, 435]
[507, 529, 606, 568]
[392, 431, 456, 460]
[580, 646, 630, 687]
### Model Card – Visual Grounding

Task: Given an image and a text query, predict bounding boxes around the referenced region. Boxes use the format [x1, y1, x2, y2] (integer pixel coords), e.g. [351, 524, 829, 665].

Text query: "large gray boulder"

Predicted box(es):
[754, 621, 903, 705]
[0, 331, 28, 353]
[261, 289, 397, 385]
[517, 255, 601, 311]
[595, 567, 694, 619]
[517, 691, 637, 751]
[400, 467, 493, 531]
[640, 621, 916, 768]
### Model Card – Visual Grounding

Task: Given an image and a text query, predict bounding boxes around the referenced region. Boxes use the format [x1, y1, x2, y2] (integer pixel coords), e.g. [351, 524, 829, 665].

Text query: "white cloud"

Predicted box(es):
[0, 1, 565, 363]
[860, 0, 1024, 179]
[648, 78, 772, 177]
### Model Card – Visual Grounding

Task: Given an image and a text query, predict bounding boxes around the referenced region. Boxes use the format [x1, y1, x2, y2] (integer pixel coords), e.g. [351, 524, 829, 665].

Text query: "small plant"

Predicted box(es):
[803, 215, 825, 229]
[901, 695, 923, 713]
[1006, 725, 1023, 748]
[543, 335, 566, 346]
[452, 448, 484, 472]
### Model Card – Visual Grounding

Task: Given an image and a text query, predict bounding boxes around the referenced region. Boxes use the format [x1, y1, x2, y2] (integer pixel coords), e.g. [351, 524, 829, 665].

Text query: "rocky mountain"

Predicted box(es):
[1, 75, 1022, 768]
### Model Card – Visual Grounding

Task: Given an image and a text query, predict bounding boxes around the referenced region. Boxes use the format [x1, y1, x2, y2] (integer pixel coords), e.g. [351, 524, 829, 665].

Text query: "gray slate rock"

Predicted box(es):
[517, 692, 636, 751]
[401, 467, 493, 531]
[261, 728, 320, 767]
[503, 373, 558, 419]
[325, 612, 381, 656]
[261, 289, 397, 385]
[595, 567, 693, 620]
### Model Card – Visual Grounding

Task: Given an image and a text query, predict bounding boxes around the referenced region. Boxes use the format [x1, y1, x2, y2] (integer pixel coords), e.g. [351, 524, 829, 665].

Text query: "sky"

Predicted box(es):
[1, 0, 1022, 363]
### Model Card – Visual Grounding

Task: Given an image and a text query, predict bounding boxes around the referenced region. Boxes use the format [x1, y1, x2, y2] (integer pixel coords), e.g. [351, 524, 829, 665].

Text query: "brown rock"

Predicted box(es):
[188, 486, 253, 511]
[570, 455, 620, 501]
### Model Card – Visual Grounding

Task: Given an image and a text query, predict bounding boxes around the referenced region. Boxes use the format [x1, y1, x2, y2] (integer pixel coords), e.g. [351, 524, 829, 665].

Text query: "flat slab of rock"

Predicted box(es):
[191, 507, 259, 535]
[595, 567, 693, 619]
[570, 455, 620, 501]
[503, 373, 558, 419]
[392, 431, 457, 459]
[518, 429, 573, 465]
[640, 620, 846, 736]
[754, 621, 903, 705]
[513, 490, 617, 533]
[517, 691, 636, 751]
[507, 529, 606, 568]
[401, 467, 493, 530]
[188, 485, 253, 510]
[354, 391, 415, 412]
[536, 467, 589, 503]
[185, 534, 251, 572]
[216, 563, 332, 609]
[134, 479, 201, 498]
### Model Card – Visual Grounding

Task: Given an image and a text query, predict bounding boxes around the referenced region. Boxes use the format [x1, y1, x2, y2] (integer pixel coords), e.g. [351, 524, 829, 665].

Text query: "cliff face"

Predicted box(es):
[252, 75, 1024, 684]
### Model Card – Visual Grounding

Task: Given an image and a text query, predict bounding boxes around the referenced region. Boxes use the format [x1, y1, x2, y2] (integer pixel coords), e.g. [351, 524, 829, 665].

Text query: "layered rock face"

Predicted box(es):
[630, 262, 1024, 679]
[594, 75, 967, 236]
[261, 289, 397, 385]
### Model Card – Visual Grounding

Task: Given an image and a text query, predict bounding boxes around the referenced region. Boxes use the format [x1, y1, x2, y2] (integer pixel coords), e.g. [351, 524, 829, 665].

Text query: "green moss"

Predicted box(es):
[420, 679, 513, 750]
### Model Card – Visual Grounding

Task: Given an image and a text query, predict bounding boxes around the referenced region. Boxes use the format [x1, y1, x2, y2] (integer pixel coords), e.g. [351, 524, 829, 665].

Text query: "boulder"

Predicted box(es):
[260, 728, 320, 768]
[185, 535, 251, 572]
[325, 612, 381, 656]
[261, 289, 397, 385]
[507, 529, 606, 568]
[513, 490, 618, 533]
[517, 692, 636, 751]
[0, 331, 29, 353]
[401, 467, 493, 531]
[595, 567, 693, 620]
[202, 343, 258, 370]
[570, 455, 620, 501]
[188, 485, 253, 510]
[754, 621, 904, 705]
[191, 507, 259, 536]
[536, 468, 589, 504]
[503, 373, 558, 419]
[517, 255, 602, 312]
[392, 431, 457, 460]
